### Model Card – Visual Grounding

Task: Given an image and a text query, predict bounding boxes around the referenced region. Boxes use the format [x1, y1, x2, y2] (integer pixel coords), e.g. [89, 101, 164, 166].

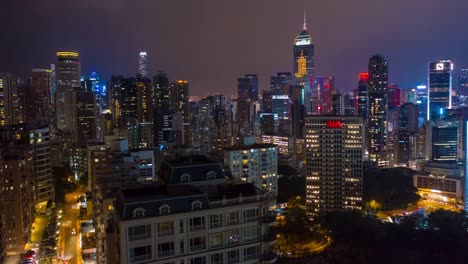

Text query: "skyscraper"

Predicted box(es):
[316, 76, 336, 114]
[428, 60, 453, 120]
[293, 12, 314, 113]
[270, 72, 292, 94]
[171, 80, 191, 145]
[305, 116, 363, 217]
[368, 54, 389, 167]
[237, 74, 258, 101]
[55, 50, 81, 130]
[25, 69, 52, 125]
[138, 51, 149, 78]
[459, 68, 468, 90]
[357, 72, 369, 122]
[0, 73, 22, 126]
[388, 84, 400, 111]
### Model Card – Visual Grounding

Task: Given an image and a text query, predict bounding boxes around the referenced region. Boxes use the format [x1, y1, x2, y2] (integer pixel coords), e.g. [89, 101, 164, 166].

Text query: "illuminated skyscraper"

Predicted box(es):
[459, 68, 468, 90]
[138, 51, 149, 78]
[270, 72, 292, 94]
[305, 116, 363, 217]
[368, 54, 389, 167]
[357, 72, 369, 122]
[293, 11, 315, 113]
[428, 60, 453, 120]
[55, 50, 81, 130]
[316, 76, 336, 114]
[0, 73, 22, 126]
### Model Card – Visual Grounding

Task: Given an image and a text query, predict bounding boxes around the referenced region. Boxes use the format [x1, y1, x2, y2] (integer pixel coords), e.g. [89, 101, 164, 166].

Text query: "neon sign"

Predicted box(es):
[326, 120, 343, 129]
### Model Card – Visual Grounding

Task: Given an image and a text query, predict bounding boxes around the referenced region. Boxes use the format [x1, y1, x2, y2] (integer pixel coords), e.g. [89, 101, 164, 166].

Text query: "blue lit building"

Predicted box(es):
[428, 60, 453, 121]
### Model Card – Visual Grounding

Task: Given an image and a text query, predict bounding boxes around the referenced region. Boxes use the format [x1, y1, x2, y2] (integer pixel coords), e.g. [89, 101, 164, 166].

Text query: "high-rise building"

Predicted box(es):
[153, 72, 173, 148]
[171, 80, 191, 145]
[293, 12, 315, 113]
[357, 72, 369, 123]
[368, 54, 389, 167]
[25, 69, 52, 125]
[388, 84, 400, 111]
[428, 60, 453, 120]
[271, 95, 292, 135]
[397, 103, 419, 165]
[0, 73, 23, 126]
[237, 74, 258, 101]
[332, 93, 344, 116]
[55, 50, 81, 130]
[224, 143, 278, 195]
[305, 116, 363, 217]
[236, 98, 254, 136]
[459, 68, 468, 90]
[67, 91, 98, 146]
[0, 149, 35, 254]
[431, 124, 457, 161]
[316, 76, 336, 114]
[0, 125, 53, 203]
[139, 51, 149, 78]
[270, 72, 292, 94]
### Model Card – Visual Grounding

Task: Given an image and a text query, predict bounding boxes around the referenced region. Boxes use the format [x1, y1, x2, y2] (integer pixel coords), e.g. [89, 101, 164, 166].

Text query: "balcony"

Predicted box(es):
[190, 245, 206, 252]
[158, 250, 175, 258]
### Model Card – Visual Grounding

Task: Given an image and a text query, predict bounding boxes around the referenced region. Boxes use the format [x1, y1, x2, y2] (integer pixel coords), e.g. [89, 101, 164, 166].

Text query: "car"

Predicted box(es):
[71, 228, 76, 235]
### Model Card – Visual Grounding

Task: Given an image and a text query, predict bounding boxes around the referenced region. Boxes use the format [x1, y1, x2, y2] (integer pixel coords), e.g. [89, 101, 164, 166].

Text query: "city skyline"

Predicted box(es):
[2, 0, 468, 96]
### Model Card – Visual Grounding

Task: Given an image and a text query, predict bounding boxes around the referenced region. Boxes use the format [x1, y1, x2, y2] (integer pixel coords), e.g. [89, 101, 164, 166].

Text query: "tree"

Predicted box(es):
[363, 168, 420, 210]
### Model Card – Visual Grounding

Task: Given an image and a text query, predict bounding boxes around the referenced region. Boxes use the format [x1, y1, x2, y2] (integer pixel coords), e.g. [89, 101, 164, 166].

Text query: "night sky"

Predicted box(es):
[2, 0, 468, 96]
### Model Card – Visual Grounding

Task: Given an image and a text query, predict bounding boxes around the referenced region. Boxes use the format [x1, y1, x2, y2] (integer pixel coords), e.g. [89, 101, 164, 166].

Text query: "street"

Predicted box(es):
[58, 192, 83, 264]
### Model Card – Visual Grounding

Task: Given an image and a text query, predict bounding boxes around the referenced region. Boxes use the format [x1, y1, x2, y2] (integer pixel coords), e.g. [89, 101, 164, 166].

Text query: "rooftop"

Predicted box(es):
[119, 185, 203, 204]
[224, 143, 277, 151]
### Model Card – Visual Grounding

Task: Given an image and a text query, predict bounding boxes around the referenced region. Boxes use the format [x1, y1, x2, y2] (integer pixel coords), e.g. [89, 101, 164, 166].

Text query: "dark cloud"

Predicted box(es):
[1, 0, 468, 96]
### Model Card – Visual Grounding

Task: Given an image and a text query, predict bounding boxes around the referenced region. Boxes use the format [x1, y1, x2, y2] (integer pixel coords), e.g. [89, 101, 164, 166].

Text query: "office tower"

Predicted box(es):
[270, 72, 292, 94]
[194, 95, 232, 156]
[459, 68, 468, 90]
[332, 93, 344, 115]
[0, 73, 23, 126]
[171, 80, 191, 145]
[316, 76, 336, 114]
[25, 69, 52, 125]
[136, 77, 154, 123]
[343, 92, 356, 116]
[236, 98, 254, 136]
[82, 71, 108, 109]
[388, 84, 400, 111]
[115, 156, 277, 264]
[258, 113, 277, 135]
[139, 51, 149, 78]
[416, 84, 428, 121]
[305, 116, 363, 217]
[368, 54, 389, 167]
[0, 149, 34, 254]
[357, 72, 369, 122]
[237, 74, 258, 101]
[55, 50, 81, 130]
[288, 85, 306, 139]
[428, 60, 453, 120]
[262, 90, 274, 113]
[224, 143, 278, 195]
[70, 91, 98, 146]
[431, 124, 457, 161]
[0, 125, 53, 203]
[293, 13, 315, 113]
[397, 103, 419, 165]
[271, 95, 292, 135]
[153, 72, 173, 147]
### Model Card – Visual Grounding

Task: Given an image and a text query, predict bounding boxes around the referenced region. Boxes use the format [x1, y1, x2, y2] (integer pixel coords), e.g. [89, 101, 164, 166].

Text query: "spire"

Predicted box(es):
[303, 8, 307, 31]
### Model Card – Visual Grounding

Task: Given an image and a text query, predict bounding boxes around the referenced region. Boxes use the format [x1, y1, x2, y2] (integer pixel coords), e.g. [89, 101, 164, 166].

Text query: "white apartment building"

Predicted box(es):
[224, 144, 278, 195]
[115, 184, 277, 264]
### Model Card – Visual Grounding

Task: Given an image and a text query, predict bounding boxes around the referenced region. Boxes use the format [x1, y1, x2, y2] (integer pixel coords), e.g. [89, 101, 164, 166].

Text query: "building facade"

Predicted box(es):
[305, 116, 363, 217]
[428, 60, 453, 121]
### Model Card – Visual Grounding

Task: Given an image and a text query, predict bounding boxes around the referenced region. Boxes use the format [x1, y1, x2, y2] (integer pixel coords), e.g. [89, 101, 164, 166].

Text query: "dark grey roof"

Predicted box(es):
[116, 185, 208, 220]
[158, 155, 226, 184]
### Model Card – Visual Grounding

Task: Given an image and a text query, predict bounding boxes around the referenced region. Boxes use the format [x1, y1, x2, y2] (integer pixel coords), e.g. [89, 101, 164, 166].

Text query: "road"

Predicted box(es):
[59, 197, 82, 264]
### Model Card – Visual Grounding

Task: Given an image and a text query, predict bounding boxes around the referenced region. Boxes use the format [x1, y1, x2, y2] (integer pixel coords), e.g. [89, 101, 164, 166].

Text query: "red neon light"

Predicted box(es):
[324, 83, 330, 89]
[326, 120, 343, 129]
[359, 72, 369, 81]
